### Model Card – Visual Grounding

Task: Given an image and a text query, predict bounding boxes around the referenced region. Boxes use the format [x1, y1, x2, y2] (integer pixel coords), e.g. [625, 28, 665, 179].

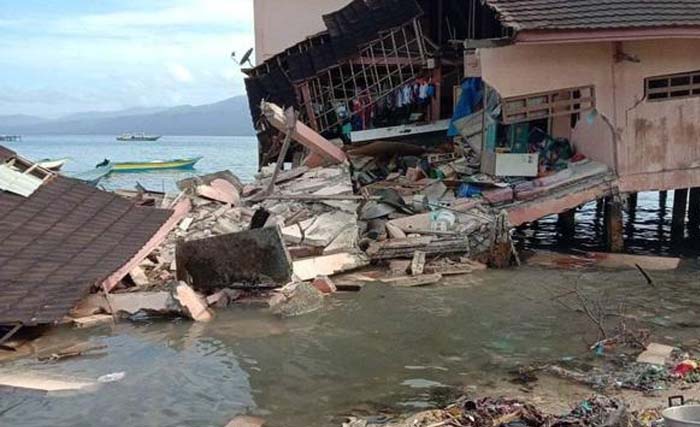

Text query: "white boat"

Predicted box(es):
[37, 158, 69, 171]
[116, 133, 161, 142]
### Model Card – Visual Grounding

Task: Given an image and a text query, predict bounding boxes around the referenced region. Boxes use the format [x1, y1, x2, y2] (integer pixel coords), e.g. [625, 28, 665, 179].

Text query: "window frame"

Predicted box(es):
[645, 70, 700, 102]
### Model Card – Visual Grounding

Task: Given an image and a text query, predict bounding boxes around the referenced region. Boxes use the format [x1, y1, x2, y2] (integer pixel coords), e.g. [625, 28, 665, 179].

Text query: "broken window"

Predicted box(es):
[646, 70, 700, 101]
[0, 156, 53, 197]
[501, 86, 595, 125]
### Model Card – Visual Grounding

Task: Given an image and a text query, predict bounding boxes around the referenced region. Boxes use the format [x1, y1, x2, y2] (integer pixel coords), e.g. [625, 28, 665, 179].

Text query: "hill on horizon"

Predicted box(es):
[0, 96, 255, 136]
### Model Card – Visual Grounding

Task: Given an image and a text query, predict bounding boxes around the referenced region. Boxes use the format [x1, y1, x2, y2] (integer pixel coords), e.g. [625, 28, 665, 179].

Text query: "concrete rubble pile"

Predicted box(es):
[83, 151, 516, 323]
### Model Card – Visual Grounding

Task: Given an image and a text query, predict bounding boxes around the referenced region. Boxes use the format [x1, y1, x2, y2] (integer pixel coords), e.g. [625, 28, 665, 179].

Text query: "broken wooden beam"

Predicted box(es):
[261, 102, 347, 165]
[366, 237, 471, 260]
[379, 273, 442, 287]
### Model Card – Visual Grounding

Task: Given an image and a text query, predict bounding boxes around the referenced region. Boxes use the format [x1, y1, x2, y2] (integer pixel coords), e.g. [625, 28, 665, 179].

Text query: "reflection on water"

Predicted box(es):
[2, 267, 700, 427]
[517, 191, 700, 257]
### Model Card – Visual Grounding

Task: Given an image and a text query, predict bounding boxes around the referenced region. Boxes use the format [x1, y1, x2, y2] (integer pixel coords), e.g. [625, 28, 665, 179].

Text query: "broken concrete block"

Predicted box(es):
[71, 314, 113, 329]
[323, 225, 358, 255]
[312, 276, 337, 294]
[389, 260, 411, 275]
[129, 266, 149, 287]
[281, 224, 303, 244]
[106, 292, 180, 316]
[637, 343, 675, 365]
[225, 415, 266, 427]
[179, 217, 194, 232]
[174, 282, 213, 322]
[304, 211, 356, 247]
[177, 226, 293, 291]
[269, 282, 324, 317]
[196, 179, 240, 206]
[411, 251, 426, 275]
[293, 252, 369, 281]
[214, 217, 241, 234]
[386, 213, 432, 233]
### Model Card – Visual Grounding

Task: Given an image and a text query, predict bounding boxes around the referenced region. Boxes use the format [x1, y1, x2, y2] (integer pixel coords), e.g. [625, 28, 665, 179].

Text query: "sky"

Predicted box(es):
[0, 0, 254, 117]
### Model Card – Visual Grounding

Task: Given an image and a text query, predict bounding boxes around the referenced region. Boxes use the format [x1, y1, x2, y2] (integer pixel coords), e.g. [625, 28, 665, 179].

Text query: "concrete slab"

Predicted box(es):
[177, 226, 292, 289]
[293, 253, 369, 281]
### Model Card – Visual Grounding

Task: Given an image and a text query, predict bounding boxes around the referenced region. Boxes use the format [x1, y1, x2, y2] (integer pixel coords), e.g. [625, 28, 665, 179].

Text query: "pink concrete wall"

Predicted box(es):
[479, 39, 700, 192]
[613, 40, 700, 190]
[254, 0, 351, 63]
[479, 43, 617, 167]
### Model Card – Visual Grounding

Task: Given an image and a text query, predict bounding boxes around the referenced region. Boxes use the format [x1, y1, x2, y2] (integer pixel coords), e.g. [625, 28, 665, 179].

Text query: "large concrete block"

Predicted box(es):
[176, 226, 292, 290]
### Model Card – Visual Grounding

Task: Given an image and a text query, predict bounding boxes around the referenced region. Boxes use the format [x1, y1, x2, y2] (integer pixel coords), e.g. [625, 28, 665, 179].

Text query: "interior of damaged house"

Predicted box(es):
[2, 1, 700, 426]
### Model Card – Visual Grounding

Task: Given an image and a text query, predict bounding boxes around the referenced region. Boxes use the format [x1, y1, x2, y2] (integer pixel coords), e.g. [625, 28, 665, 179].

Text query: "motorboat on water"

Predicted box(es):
[116, 133, 162, 141]
[97, 156, 202, 173]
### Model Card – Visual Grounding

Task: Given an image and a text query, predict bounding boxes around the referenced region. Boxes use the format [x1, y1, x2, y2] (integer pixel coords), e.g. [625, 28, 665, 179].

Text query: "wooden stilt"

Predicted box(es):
[659, 191, 668, 210]
[627, 192, 638, 213]
[671, 188, 688, 241]
[688, 187, 700, 237]
[605, 197, 624, 252]
[557, 209, 576, 241]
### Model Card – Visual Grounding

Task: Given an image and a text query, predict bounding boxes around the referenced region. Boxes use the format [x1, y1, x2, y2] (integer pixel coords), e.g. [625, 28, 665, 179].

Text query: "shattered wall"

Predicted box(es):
[613, 39, 700, 192]
[479, 39, 700, 193]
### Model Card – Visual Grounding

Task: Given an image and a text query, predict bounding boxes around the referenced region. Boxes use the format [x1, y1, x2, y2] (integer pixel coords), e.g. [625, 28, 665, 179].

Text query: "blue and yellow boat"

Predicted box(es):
[106, 156, 202, 173]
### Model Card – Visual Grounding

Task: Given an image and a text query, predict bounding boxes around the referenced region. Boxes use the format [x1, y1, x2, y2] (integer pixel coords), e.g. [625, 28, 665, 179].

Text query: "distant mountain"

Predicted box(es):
[0, 96, 255, 136]
[58, 106, 169, 122]
[0, 114, 47, 128]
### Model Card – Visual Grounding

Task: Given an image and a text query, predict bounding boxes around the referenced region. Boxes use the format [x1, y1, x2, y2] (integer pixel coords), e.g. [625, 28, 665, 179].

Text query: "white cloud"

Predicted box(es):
[0, 0, 255, 116]
[167, 63, 195, 83]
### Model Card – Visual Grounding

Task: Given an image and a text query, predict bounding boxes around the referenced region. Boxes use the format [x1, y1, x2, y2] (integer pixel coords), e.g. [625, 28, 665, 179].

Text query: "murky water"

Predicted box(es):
[518, 191, 700, 257]
[2, 265, 699, 427]
[3, 136, 700, 425]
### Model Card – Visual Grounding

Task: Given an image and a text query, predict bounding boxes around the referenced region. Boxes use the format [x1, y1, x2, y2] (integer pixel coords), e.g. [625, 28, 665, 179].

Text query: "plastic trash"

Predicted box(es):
[98, 372, 126, 383]
[430, 210, 456, 232]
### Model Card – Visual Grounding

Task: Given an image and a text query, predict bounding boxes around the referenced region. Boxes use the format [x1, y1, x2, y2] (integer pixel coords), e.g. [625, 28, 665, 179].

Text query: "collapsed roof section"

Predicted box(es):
[244, 0, 426, 127]
[0, 146, 186, 326]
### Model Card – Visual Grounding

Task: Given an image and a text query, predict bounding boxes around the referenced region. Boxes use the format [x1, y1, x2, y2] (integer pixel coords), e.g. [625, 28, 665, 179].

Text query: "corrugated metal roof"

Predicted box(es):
[484, 0, 700, 31]
[0, 152, 173, 325]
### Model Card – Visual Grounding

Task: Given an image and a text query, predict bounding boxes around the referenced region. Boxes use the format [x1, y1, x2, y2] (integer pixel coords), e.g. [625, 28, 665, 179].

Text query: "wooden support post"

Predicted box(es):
[557, 209, 576, 241]
[604, 197, 624, 253]
[659, 190, 668, 210]
[627, 192, 638, 213]
[672, 188, 689, 241]
[688, 187, 700, 237]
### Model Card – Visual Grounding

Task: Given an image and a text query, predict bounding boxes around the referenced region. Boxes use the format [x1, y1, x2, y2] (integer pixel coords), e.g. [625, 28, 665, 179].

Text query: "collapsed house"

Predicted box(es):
[0, 146, 188, 342]
[245, 0, 700, 251]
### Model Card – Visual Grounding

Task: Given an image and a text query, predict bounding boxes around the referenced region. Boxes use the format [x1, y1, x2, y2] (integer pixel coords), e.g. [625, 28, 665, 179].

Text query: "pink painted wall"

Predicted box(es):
[479, 43, 617, 167]
[254, 0, 351, 63]
[479, 39, 700, 192]
[613, 40, 700, 189]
